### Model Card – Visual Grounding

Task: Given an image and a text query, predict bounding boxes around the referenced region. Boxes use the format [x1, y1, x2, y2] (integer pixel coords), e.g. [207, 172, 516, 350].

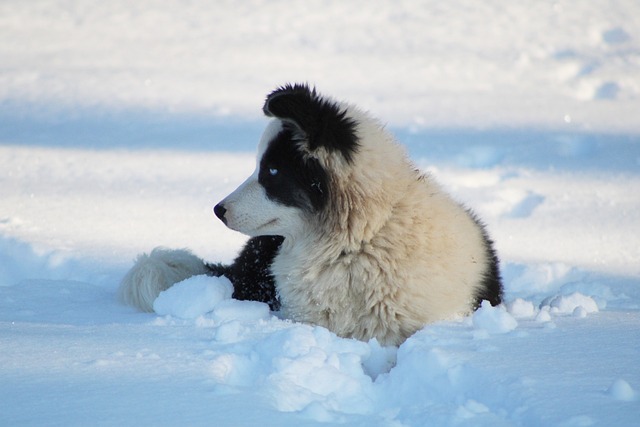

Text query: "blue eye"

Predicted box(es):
[269, 168, 278, 176]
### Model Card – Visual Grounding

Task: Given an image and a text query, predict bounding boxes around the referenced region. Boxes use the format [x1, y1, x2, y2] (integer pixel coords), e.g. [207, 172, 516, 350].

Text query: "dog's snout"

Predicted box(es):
[214, 203, 227, 223]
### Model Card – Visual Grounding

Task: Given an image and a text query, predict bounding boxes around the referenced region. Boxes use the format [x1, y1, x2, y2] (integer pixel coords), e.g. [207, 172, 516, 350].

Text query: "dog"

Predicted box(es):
[119, 83, 502, 346]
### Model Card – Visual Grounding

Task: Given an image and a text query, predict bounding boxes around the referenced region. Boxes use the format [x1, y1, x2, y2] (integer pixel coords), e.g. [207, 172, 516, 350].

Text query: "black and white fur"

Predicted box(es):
[119, 84, 502, 346]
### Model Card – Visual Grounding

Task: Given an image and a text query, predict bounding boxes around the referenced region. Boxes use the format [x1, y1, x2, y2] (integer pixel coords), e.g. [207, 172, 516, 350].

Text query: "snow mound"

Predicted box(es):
[472, 301, 518, 334]
[153, 275, 233, 319]
[205, 323, 382, 420]
[264, 327, 375, 416]
[607, 379, 637, 402]
[541, 292, 599, 316]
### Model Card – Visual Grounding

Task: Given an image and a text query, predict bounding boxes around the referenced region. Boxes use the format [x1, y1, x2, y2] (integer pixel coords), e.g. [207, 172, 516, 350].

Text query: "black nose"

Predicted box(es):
[213, 203, 227, 223]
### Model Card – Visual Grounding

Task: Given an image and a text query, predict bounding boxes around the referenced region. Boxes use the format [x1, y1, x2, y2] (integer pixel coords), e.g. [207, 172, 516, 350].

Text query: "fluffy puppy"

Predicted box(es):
[119, 84, 502, 346]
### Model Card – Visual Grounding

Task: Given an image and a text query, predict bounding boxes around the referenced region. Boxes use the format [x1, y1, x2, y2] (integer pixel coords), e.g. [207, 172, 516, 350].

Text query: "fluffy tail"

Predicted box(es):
[118, 248, 210, 312]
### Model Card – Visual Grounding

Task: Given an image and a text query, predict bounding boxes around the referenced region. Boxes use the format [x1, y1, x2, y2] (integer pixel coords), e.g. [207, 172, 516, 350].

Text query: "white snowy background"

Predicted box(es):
[1, 1, 639, 426]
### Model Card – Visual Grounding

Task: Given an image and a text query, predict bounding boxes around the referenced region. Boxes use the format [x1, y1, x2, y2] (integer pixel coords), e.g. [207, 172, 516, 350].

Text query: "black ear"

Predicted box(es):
[263, 83, 359, 162]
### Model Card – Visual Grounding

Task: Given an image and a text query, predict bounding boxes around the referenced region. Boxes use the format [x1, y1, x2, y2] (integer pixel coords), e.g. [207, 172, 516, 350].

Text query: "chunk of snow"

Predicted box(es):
[362, 339, 398, 379]
[607, 379, 637, 402]
[472, 301, 518, 334]
[153, 275, 233, 319]
[541, 292, 599, 316]
[536, 306, 553, 323]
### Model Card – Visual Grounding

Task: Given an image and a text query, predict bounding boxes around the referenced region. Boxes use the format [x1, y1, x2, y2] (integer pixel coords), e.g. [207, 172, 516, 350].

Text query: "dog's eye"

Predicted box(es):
[269, 168, 279, 176]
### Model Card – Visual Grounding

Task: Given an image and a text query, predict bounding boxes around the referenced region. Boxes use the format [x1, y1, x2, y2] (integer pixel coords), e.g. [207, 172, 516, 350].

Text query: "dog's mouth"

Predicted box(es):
[257, 218, 279, 230]
[225, 217, 279, 235]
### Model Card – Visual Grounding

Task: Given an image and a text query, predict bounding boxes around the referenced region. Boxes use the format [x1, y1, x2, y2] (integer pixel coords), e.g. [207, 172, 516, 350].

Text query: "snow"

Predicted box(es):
[472, 301, 518, 335]
[540, 292, 600, 317]
[153, 275, 234, 319]
[1, 1, 639, 426]
[607, 379, 638, 403]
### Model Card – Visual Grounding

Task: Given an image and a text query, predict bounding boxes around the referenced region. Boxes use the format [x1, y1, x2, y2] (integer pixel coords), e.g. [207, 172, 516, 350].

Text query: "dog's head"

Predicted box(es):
[214, 84, 360, 238]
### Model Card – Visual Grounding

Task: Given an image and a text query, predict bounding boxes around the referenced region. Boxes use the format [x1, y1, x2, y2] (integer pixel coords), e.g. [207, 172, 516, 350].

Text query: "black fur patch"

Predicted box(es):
[263, 83, 359, 163]
[471, 215, 503, 308]
[206, 235, 284, 311]
[259, 126, 329, 212]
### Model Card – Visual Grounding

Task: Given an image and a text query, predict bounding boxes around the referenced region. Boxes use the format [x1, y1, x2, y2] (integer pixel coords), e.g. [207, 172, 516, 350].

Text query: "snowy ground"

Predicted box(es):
[1, 1, 639, 426]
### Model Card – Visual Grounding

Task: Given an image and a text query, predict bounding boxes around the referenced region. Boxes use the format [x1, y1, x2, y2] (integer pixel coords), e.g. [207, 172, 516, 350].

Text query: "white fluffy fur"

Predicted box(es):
[222, 104, 494, 346]
[119, 92, 496, 346]
[118, 248, 208, 312]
